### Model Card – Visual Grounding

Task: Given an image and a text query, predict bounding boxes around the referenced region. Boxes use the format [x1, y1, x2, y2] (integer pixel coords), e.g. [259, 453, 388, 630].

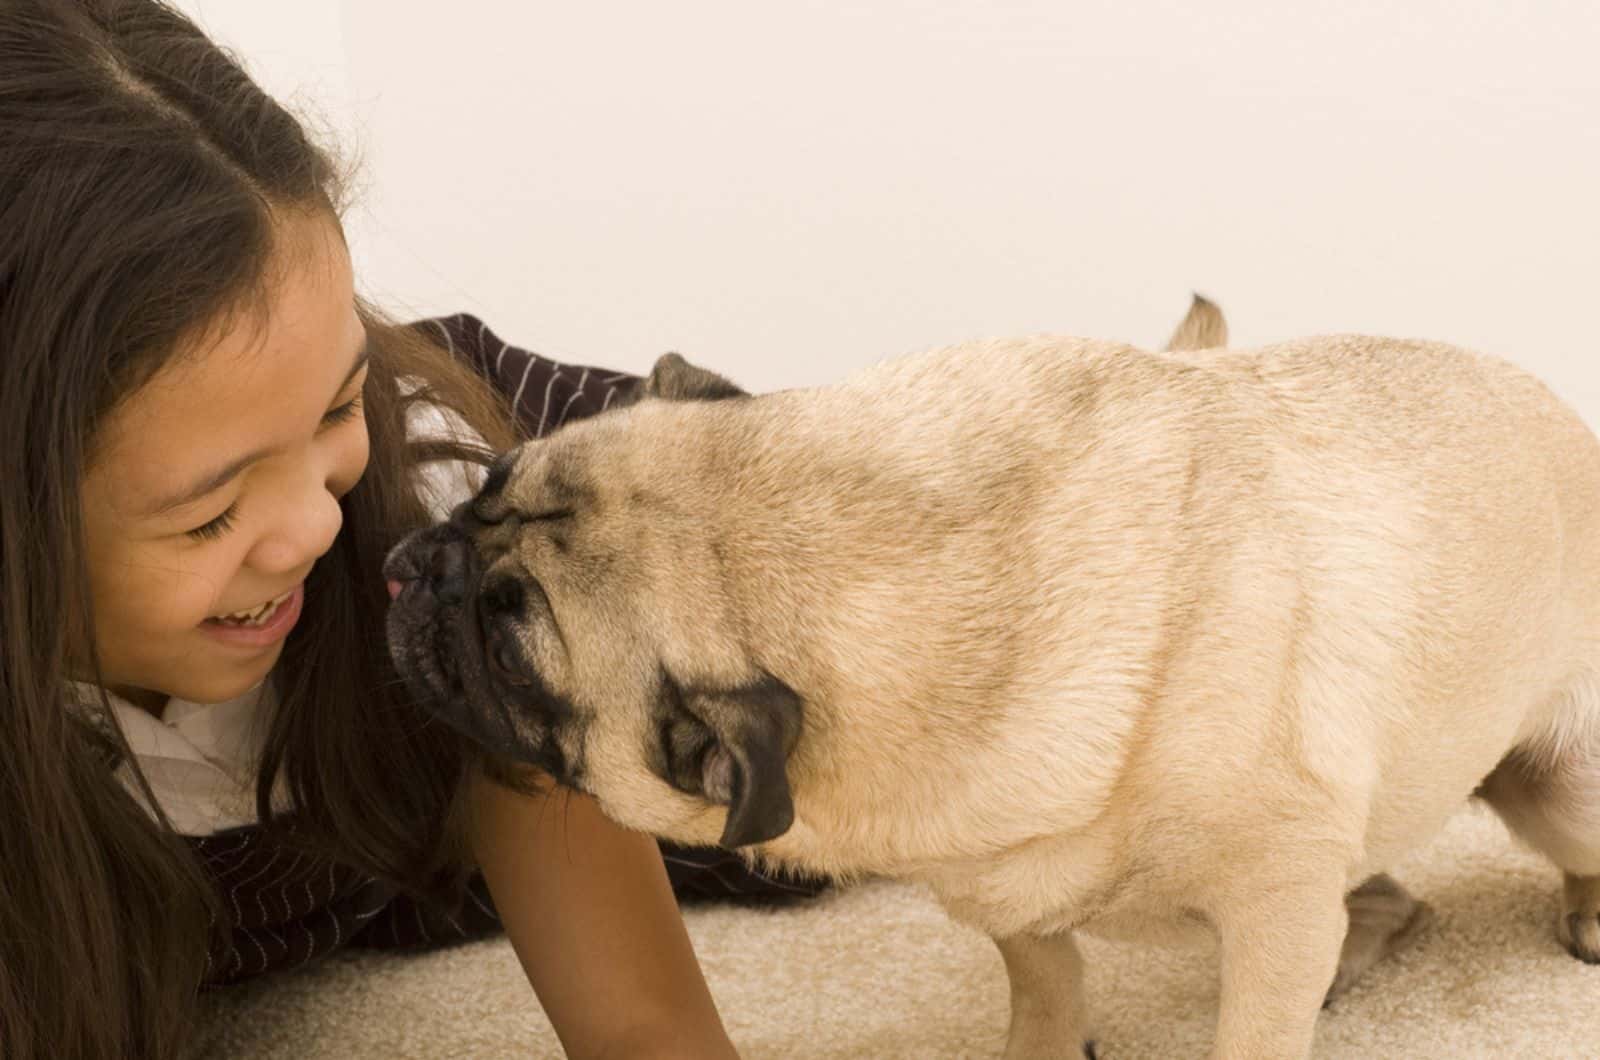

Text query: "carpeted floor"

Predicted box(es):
[196, 805, 1599, 1058]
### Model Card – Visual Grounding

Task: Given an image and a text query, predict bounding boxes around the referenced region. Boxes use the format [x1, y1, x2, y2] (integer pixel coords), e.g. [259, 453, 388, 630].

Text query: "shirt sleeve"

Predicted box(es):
[413, 313, 642, 440]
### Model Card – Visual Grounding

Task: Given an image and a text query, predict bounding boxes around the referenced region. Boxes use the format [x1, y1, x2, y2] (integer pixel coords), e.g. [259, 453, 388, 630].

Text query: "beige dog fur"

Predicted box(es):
[395, 303, 1600, 1058]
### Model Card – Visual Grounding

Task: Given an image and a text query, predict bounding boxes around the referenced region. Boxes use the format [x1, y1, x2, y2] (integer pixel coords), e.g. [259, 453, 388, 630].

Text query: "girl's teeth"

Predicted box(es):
[217, 592, 287, 626]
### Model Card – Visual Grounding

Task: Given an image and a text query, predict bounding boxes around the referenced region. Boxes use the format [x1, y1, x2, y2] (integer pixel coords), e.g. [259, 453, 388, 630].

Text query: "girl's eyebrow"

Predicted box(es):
[143, 339, 370, 518]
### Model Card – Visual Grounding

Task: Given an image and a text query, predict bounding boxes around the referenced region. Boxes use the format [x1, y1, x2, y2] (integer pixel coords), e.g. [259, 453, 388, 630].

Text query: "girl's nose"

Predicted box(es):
[249, 486, 344, 575]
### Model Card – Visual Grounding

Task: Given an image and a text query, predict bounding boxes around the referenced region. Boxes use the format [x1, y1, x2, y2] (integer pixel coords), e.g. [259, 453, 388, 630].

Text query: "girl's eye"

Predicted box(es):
[321, 392, 364, 427]
[187, 502, 239, 542]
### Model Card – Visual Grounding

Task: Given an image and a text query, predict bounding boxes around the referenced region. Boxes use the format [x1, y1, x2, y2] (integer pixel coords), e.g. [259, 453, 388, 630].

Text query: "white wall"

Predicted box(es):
[178, 1, 1600, 420]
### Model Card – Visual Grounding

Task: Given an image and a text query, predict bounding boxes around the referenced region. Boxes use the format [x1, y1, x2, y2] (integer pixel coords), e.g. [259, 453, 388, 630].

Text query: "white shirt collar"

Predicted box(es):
[73, 681, 275, 835]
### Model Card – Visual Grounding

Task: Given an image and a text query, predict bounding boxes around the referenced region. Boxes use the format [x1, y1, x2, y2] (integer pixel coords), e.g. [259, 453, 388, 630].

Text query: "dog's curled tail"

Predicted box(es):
[1164, 293, 1229, 351]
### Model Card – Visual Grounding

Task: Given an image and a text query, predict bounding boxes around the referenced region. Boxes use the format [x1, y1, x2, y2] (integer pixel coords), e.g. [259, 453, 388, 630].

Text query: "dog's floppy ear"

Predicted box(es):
[640, 352, 748, 403]
[663, 673, 801, 847]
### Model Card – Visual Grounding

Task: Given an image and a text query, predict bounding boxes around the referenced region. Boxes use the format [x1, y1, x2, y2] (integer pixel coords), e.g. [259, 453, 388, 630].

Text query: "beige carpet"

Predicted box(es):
[196, 806, 1599, 1058]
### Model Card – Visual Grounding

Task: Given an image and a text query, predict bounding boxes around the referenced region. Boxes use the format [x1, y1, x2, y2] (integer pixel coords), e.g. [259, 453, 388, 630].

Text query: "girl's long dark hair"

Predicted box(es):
[0, 2, 515, 1056]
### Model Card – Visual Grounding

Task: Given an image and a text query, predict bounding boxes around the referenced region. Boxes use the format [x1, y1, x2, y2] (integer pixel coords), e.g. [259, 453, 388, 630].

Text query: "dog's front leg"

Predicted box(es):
[1210, 882, 1348, 1060]
[995, 930, 1096, 1060]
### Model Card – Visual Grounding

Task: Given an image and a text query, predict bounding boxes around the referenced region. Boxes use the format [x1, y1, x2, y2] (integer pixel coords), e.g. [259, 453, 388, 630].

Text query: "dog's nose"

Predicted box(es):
[428, 538, 468, 605]
[383, 526, 474, 606]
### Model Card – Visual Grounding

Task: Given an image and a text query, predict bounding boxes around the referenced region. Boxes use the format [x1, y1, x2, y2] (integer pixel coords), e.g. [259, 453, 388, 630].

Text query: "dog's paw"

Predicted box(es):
[1324, 875, 1434, 1006]
[1001, 1032, 1097, 1059]
[1560, 912, 1600, 963]
[1560, 873, 1600, 963]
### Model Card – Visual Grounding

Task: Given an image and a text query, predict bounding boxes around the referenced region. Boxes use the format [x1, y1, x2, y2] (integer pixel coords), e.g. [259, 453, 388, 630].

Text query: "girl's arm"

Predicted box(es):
[468, 768, 740, 1060]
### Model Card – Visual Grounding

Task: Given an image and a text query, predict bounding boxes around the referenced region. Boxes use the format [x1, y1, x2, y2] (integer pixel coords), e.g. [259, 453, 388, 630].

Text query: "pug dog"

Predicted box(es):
[630, 298, 1433, 1013]
[387, 305, 1600, 1059]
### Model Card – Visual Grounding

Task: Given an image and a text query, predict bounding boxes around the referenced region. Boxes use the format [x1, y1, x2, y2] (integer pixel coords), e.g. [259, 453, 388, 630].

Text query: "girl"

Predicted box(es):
[0, 1, 819, 1057]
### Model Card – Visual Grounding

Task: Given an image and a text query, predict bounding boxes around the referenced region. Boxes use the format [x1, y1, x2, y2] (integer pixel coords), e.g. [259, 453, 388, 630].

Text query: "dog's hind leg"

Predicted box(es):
[1477, 699, 1600, 962]
[995, 930, 1097, 1059]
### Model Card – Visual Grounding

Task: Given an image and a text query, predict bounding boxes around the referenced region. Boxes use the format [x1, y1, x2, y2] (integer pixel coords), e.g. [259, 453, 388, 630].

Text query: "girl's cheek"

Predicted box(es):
[119, 543, 243, 627]
[329, 422, 372, 500]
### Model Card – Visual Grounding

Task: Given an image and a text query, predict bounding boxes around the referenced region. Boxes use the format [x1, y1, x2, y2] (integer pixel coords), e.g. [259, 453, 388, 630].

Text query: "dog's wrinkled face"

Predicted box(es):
[383, 512, 586, 783]
[384, 357, 803, 848]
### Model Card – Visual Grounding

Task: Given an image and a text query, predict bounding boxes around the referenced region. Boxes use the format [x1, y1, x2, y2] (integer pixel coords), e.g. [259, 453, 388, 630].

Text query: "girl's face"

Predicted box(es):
[80, 212, 371, 711]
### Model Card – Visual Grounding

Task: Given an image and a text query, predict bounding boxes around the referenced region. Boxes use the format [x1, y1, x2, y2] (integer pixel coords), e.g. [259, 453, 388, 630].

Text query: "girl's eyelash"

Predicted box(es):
[187, 502, 238, 541]
[322, 392, 364, 426]
[184, 391, 361, 542]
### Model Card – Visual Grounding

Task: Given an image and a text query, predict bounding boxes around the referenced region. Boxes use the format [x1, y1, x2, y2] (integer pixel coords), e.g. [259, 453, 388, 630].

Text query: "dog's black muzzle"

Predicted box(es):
[383, 524, 504, 739]
[384, 521, 574, 774]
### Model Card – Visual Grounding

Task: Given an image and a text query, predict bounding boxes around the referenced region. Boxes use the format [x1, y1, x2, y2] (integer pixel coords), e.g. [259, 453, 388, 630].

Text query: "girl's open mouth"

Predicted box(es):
[201, 584, 304, 648]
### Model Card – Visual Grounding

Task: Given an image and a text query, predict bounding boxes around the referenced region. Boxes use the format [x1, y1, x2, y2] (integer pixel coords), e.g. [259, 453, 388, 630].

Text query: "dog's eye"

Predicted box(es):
[529, 508, 574, 523]
[487, 633, 531, 687]
[470, 494, 513, 526]
[481, 577, 525, 618]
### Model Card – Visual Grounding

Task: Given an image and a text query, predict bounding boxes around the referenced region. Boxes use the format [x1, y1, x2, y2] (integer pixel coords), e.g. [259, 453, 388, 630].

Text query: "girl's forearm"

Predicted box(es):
[469, 769, 739, 1060]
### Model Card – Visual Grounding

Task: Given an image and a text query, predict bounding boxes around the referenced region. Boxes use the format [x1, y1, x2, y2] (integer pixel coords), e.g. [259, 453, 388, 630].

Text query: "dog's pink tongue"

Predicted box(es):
[386, 579, 404, 601]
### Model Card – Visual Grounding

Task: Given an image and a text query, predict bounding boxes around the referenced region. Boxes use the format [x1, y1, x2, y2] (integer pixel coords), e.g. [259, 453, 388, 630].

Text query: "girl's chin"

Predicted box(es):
[92, 619, 291, 710]
[155, 638, 285, 706]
